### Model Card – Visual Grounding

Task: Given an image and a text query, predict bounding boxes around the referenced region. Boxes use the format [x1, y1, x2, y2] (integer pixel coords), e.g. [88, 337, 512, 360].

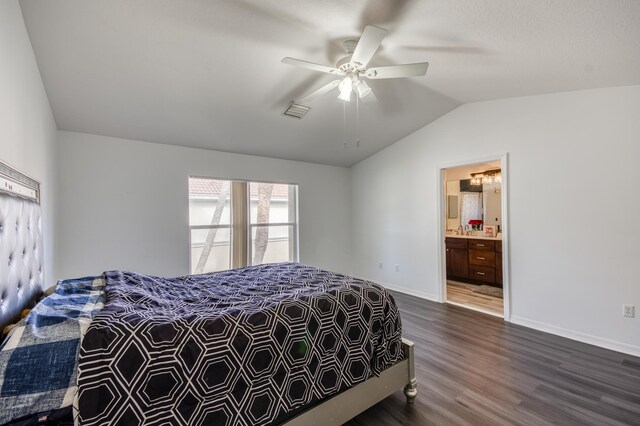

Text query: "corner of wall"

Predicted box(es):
[1, 0, 59, 289]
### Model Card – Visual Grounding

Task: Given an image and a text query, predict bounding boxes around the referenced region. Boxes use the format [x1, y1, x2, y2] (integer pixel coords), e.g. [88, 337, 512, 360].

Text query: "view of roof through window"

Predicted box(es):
[189, 178, 290, 199]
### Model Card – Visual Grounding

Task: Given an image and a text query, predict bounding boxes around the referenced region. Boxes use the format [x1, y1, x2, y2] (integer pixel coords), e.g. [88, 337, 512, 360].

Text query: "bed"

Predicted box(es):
[0, 167, 417, 425]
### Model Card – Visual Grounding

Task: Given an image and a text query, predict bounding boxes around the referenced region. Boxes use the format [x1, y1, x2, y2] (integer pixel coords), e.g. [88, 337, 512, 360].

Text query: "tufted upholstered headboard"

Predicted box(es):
[0, 162, 43, 330]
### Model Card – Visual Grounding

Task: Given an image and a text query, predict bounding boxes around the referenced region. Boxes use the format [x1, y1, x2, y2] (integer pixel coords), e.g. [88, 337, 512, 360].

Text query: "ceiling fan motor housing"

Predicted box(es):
[337, 58, 366, 75]
[337, 40, 367, 74]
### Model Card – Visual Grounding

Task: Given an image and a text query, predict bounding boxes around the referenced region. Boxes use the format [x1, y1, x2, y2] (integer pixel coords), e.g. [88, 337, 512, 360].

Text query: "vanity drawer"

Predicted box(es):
[445, 237, 468, 250]
[468, 239, 495, 251]
[469, 250, 495, 267]
[469, 265, 496, 283]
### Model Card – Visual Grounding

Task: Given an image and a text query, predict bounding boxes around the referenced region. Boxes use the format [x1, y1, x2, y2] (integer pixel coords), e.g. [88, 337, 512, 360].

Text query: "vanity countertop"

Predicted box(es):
[445, 233, 502, 241]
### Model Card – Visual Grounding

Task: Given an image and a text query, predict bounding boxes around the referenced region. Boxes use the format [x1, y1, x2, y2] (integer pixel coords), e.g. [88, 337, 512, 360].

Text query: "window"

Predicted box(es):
[188, 177, 298, 274]
[189, 179, 232, 274]
[249, 182, 298, 266]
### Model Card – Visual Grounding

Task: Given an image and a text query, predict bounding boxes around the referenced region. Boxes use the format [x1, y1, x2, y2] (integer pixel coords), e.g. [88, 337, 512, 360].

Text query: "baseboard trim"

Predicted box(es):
[365, 279, 439, 303]
[363, 277, 640, 358]
[510, 315, 640, 358]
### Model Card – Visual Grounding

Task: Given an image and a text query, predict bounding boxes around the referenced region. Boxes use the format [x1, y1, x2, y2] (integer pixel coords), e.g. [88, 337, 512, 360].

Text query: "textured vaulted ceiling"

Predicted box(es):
[19, 0, 640, 167]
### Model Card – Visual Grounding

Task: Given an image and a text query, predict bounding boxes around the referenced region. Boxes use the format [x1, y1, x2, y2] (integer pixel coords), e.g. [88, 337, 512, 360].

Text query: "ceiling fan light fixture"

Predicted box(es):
[355, 80, 372, 98]
[338, 76, 352, 102]
[338, 90, 351, 102]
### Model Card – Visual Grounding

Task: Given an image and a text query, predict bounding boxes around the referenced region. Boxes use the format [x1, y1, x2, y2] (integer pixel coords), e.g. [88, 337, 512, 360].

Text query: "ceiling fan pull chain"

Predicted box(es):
[356, 95, 360, 148]
[343, 101, 347, 149]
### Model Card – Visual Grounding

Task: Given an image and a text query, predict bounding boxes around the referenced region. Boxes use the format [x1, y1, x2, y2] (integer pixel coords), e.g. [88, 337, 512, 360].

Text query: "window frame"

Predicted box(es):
[188, 176, 299, 274]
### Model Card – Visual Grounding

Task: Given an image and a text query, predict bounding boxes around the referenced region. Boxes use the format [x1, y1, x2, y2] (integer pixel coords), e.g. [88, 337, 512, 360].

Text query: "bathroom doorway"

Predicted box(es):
[438, 155, 510, 319]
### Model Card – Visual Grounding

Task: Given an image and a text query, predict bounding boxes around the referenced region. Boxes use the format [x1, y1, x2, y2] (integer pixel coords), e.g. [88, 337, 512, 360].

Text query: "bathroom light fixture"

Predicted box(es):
[470, 169, 502, 185]
[470, 176, 482, 186]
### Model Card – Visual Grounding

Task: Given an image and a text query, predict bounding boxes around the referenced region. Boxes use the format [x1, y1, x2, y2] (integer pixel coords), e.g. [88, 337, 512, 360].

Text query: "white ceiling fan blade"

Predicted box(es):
[350, 25, 387, 67]
[365, 62, 429, 79]
[299, 80, 340, 101]
[282, 57, 343, 75]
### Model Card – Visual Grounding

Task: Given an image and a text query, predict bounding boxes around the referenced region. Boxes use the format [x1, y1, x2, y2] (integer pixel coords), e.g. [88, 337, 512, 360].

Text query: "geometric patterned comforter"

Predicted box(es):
[77, 263, 403, 425]
[0, 276, 105, 425]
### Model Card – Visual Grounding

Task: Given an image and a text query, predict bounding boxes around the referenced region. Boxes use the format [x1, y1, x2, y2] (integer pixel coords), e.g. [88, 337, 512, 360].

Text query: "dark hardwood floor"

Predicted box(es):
[347, 291, 640, 426]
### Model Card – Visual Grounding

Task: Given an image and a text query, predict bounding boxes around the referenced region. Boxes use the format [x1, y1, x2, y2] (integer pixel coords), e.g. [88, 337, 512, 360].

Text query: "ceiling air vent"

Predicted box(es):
[283, 102, 310, 119]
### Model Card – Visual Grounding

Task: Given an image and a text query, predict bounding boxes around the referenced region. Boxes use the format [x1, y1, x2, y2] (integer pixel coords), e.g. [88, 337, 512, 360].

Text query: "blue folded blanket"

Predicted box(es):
[0, 276, 105, 424]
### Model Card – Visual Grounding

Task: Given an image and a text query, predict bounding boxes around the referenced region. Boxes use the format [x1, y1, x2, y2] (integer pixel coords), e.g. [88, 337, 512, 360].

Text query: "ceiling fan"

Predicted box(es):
[282, 25, 429, 103]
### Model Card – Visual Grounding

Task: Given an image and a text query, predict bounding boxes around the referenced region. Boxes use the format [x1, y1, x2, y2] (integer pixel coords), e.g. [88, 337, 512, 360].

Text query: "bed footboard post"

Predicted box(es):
[401, 338, 417, 404]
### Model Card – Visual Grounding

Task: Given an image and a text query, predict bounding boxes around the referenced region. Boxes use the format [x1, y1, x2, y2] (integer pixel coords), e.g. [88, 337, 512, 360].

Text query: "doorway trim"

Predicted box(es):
[436, 153, 511, 321]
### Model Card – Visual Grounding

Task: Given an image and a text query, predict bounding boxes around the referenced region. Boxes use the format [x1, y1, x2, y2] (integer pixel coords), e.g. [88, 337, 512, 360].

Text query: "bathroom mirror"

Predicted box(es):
[447, 195, 458, 219]
[446, 179, 502, 227]
[483, 182, 502, 226]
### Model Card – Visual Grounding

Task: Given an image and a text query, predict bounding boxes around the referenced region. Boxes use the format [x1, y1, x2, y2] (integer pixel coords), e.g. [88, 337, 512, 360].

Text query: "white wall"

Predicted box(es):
[351, 85, 640, 355]
[0, 0, 57, 288]
[56, 131, 352, 279]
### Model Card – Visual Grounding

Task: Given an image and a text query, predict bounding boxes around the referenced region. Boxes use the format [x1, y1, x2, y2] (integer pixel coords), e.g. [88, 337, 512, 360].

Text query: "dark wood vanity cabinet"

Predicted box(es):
[496, 240, 503, 285]
[445, 238, 468, 279]
[446, 237, 503, 287]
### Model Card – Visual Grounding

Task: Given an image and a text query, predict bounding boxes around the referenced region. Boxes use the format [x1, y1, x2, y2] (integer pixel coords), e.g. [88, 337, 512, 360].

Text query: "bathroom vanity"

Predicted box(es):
[445, 235, 503, 287]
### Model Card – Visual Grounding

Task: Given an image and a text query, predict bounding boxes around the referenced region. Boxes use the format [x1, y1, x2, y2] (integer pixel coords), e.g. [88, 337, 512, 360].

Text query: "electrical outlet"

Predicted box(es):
[395, 264, 400, 272]
[623, 305, 635, 318]
[378, 262, 383, 270]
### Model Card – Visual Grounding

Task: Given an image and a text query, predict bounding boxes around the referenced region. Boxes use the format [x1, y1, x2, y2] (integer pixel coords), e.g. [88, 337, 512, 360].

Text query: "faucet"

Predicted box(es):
[457, 225, 463, 235]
